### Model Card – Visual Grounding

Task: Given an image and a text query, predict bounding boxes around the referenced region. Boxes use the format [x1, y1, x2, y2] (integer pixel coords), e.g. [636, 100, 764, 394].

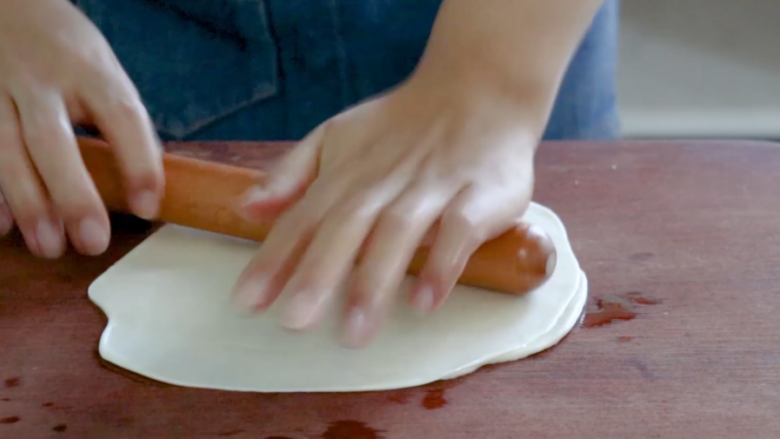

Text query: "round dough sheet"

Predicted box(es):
[89, 202, 586, 392]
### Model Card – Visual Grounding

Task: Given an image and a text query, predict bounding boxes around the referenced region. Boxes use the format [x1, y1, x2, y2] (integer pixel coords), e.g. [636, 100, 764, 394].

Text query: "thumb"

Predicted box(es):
[240, 124, 325, 219]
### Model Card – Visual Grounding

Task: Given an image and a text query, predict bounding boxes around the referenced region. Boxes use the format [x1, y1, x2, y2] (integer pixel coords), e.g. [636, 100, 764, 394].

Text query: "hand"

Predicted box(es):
[0, 0, 163, 258]
[233, 72, 540, 348]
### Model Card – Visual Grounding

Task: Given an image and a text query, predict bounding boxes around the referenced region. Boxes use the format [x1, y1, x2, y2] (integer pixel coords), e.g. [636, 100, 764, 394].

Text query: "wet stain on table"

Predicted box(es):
[387, 379, 458, 410]
[0, 416, 20, 424]
[623, 292, 662, 306]
[422, 389, 447, 410]
[584, 291, 661, 328]
[321, 420, 383, 439]
[387, 392, 411, 404]
[4, 378, 20, 388]
[52, 424, 68, 433]
[419, 375, 466, 410]
[584, 300, 636, 327]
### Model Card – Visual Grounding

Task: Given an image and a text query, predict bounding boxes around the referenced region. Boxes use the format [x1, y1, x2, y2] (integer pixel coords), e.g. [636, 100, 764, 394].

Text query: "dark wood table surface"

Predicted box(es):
[2, 140, 779, 438]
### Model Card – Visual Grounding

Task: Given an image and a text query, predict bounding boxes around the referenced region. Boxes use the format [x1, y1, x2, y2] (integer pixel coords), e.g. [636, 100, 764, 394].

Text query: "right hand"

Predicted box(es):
[0, 0, 163, 258]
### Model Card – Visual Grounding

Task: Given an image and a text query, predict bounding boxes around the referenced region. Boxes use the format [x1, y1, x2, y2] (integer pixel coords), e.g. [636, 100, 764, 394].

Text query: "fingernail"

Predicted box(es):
[281, 291, 319, 330]
[232, 275, 271, 313]
[78, 216, 109, 255]
[130, 190, 159, 220]
[36, 219, 63, 259]
[413, 285, 435, 313]
[342, 306, 370, 348]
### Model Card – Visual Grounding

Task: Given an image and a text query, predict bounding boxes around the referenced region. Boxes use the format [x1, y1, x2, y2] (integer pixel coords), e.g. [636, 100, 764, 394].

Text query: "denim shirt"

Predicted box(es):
[74, 0, 619, 141]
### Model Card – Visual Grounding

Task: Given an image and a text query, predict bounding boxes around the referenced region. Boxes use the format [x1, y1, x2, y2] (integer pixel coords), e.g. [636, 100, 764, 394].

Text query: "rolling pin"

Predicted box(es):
[78, 136, 556, 295]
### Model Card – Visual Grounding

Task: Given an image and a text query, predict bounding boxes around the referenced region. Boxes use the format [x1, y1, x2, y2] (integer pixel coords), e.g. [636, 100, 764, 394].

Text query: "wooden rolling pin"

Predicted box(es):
[78, 136, 556, 295]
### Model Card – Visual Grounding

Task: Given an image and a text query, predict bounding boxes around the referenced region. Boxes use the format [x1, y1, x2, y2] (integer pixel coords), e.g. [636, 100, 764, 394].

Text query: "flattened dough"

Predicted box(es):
[89, 202, 586, 392]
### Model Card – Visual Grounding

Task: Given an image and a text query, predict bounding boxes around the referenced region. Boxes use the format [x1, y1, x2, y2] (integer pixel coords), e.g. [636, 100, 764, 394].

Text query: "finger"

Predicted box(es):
[0, 189, 13, 236]
[14, 88, 110, 256]
[0, 94, 65, 258]
[412, 183, 532, 311]
[231, 173, 354, 313]
[240, 124, 325, 219]
[277, 189, 394, 332]
[82, 66, 164, 220]
[343, 184, 456, 347]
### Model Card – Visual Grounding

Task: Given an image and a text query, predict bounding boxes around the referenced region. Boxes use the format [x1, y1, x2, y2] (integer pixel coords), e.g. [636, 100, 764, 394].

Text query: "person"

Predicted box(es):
[0, 0, 619, 347]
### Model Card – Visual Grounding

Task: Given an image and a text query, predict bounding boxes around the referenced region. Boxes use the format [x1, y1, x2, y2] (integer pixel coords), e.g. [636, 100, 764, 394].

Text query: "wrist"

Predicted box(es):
[406, 58, 555, 141]
[409, 0, 606, 138]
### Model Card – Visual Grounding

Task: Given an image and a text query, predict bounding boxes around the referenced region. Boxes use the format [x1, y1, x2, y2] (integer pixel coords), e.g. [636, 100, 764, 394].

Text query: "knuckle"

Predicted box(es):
[444, 210, 484, 243]
[84, 61, 144, 117]
[0, 188, 44, 226]
[339, 190, 383, 219]
[319, 118, 338, 134]
[52, 194, 99, 219]
[379, 206, 413, 231]
[18, 109, 70, 148]
[41, 177, 101, 217]
[72, 44, 116, 74]
[22, 120, 62, 147]
[445, 209, 478, 230]
[354, 262, 391, 291]
[277, 205, 312, 234]
[126, 166, 163, 192]
[298, 257, 332, 281]
[349, 279, 378, 305]
[103, 93, 145, 120]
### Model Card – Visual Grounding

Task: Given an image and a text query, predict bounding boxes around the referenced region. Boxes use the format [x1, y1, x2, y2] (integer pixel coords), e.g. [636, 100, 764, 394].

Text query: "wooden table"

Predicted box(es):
[1, 140, 779, 439]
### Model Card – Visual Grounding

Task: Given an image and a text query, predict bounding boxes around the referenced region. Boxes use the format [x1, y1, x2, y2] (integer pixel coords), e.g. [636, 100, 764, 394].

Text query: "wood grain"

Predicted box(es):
[1, 140, 779, 439]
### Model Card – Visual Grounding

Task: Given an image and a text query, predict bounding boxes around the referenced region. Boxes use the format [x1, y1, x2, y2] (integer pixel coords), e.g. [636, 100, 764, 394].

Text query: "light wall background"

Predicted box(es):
[618, 0, 780, 139]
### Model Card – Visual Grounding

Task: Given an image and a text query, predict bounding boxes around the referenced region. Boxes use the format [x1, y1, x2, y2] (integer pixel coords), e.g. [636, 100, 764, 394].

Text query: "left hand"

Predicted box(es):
[232, 72, 541, 348]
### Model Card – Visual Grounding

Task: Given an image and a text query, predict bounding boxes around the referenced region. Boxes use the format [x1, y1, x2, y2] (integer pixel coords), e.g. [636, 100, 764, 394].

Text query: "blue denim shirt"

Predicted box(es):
[74, 0, 619, 141]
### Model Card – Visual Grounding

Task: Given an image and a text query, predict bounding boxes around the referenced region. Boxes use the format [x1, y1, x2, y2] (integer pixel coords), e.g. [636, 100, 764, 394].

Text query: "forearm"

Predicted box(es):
[415, 0, 606, 124]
